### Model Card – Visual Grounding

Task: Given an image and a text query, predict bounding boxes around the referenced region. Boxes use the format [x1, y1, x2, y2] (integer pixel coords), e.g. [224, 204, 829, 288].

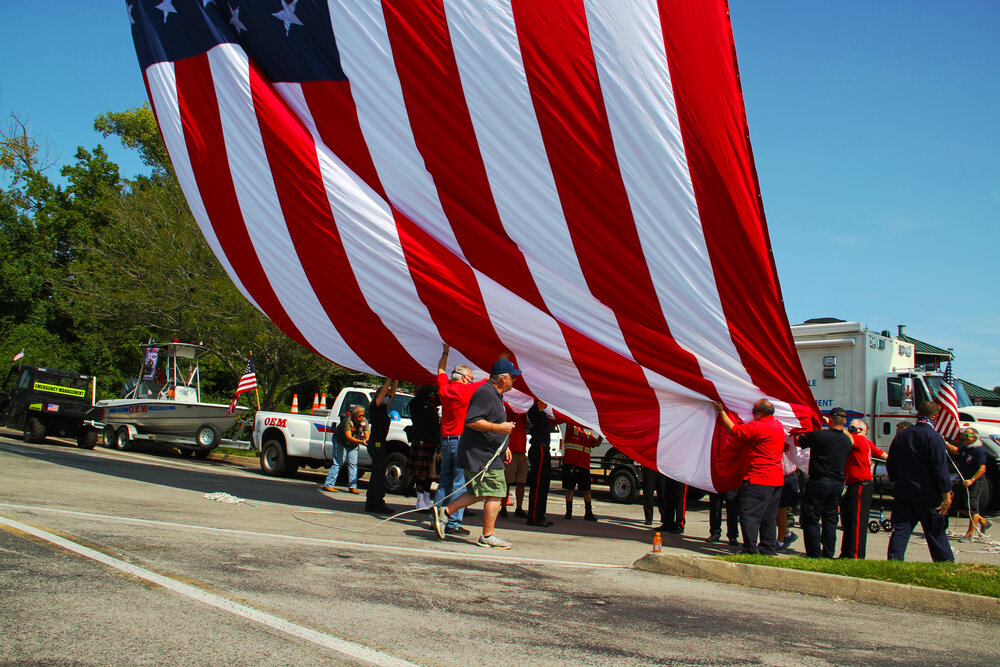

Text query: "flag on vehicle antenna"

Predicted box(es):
[935, 360, 961, 441]
[227, 354, 257, 416]
[12, 349, 24, 362]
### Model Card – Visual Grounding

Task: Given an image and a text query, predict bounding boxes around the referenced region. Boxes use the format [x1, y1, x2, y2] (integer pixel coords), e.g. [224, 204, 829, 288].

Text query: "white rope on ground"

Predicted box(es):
[204, 491, 255, 507]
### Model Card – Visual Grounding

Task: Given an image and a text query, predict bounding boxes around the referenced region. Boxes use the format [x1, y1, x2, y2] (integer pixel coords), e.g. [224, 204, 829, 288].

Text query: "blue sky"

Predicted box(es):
[2, 2, 998, 389]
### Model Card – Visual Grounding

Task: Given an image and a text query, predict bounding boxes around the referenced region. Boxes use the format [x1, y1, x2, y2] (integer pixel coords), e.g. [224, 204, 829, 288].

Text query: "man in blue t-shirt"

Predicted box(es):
[946, 427, 991, 537]
[431, 358, 520, 549]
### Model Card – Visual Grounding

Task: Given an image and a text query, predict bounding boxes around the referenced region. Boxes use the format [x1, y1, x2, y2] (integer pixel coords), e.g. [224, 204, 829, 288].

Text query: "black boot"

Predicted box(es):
[584, 502, 597, 522]
[564, 500, 572, 520]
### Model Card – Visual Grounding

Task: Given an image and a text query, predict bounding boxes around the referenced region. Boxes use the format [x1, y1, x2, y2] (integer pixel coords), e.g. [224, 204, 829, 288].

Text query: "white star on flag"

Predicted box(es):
[272, 0, 302, 36]
[229, 5, 246, 33]
[155, 0, 176, 23]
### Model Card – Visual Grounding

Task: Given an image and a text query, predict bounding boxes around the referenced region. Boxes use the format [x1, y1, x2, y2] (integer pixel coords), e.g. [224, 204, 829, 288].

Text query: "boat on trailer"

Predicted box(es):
[93, 341, 248, 456]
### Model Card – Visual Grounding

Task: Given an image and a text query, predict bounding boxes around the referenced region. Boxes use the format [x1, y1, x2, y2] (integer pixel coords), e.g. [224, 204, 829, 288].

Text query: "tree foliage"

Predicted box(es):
[1, 107, 365, 408]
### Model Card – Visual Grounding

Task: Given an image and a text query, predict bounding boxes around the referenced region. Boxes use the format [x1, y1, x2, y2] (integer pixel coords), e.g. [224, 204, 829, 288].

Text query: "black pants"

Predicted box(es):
[527, 442, 551, 522]
[738, 481, 781, 554]
[839, 480, 873, 559]
[709, 489, 740, 540]
[642, 467, 668, 525]
[800, 478, 843, 558]
[663, 477, 687, 531]
[365, 440, 387, 509]
[887, 498, 954, 562]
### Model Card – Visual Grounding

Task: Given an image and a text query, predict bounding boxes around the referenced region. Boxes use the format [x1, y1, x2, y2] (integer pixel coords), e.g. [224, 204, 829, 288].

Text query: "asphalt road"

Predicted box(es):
[1, 432, 996, 666]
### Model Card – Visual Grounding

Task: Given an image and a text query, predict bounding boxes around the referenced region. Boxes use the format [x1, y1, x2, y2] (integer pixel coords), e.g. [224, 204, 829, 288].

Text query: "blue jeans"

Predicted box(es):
[434, 436, 465, 528]
[324, 442, 358, 488]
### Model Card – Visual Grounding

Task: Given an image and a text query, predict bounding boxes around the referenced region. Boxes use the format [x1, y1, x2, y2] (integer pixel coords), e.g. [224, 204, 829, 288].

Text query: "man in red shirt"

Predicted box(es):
[562, 424, 600, 522]
[713, 398, 785, 554]
[839, 419, 887, 558]
[434, 344, 488, 534]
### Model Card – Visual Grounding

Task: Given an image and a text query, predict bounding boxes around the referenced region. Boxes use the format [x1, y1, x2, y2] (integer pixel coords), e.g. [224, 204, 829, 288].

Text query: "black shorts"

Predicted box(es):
[561, 463, 591, 492]
[779, 473, 800, 508]
[953, 478, 983, 515]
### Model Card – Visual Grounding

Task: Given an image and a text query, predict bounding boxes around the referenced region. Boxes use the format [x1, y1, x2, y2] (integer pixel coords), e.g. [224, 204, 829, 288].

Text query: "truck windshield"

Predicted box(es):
[923, 376, 972, 408]
[389, 394, 412, 419]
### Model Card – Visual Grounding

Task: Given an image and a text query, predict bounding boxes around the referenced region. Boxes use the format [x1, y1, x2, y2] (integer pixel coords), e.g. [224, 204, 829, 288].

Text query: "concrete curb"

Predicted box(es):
[634, 552, 1000, 622]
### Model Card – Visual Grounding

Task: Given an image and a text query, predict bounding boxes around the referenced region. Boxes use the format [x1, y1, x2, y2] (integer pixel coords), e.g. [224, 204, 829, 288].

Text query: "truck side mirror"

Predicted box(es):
[901, 376, 914, 411]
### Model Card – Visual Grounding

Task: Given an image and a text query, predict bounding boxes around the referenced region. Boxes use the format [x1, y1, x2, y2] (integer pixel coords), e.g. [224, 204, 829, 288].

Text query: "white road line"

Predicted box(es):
[0, 514, 421, 667]
[0, 503, 629, 570]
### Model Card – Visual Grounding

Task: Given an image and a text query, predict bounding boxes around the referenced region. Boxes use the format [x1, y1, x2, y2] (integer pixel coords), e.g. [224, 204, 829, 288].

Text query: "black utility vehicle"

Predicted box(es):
[0, 365, 98, 448]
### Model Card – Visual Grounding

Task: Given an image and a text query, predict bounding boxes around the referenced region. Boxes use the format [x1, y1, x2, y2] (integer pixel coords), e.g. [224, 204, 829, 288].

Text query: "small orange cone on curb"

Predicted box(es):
[291, 394, 299, 413]
[312, 393, 320, 412]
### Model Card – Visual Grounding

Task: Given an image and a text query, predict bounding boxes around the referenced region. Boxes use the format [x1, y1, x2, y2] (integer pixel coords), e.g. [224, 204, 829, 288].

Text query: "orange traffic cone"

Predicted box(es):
[312, 393, 320, 412]
[321, 392, 328, 409]
[291, 394, 299, 413]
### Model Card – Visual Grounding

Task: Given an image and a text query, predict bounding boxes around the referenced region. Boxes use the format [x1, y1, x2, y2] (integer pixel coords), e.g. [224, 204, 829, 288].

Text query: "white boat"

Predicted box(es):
[94, 341, 248, 455]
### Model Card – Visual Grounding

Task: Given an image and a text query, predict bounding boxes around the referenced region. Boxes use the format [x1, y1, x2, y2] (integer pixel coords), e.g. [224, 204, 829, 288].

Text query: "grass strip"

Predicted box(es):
[718, 554, 1000, 598]
[213, 446, 257, 458]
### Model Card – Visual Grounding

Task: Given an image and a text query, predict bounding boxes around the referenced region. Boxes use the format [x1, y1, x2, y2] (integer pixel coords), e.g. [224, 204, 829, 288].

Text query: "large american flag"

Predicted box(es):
[129, 0, 821, 492]
[935, 360, 961, 441]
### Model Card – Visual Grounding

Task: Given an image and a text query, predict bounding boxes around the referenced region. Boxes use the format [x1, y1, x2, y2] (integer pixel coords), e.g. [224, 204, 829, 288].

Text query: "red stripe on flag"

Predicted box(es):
[298, 81, 509, 370]
[510, 0, 719, 403]
[383, 0, 549, 313]
[247, 67, 429, 381]
[173, 55, 312, 353]
[655, 0, 821, 441]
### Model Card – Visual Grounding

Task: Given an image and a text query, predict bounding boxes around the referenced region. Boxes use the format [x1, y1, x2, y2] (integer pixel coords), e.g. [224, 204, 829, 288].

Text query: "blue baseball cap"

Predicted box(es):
[490, 358, 522, 376]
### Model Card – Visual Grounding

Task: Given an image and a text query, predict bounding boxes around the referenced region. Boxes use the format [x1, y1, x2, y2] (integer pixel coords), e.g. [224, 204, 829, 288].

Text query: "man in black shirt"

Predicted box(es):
[365, 378, 397, 515]
[432, 358, 519, 548]
[796, 407, 853, 558]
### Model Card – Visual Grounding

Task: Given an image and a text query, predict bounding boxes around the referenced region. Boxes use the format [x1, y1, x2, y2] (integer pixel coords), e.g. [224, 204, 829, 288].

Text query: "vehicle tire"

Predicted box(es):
[609, 466, 640, 504]
[23, 417, 46, 444]
[260, 439, 289, 476]
[116, 427, 132, 451]
[102, 424, 118, 449]
[195, 423, 221, 449]
[384, 451, 411, 495]
[76, 427, 98, 449]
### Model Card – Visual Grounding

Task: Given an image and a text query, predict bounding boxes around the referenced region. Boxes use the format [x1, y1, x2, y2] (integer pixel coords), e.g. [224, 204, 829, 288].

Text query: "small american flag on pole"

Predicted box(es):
[227, 354, 257, 416]
[935, 360, 961, 441]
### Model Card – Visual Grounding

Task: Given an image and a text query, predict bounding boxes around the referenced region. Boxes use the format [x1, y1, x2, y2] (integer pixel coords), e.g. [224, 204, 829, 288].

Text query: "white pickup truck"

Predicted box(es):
[252, 386, 414, 494]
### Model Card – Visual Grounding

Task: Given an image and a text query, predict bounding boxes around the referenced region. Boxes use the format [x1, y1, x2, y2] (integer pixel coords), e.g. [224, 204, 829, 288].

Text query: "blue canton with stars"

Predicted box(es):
[128, 0, 347, 82]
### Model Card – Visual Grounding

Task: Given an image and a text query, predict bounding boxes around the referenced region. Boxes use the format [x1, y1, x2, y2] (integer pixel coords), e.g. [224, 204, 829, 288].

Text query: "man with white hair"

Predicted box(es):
[839, 419, 887, 559]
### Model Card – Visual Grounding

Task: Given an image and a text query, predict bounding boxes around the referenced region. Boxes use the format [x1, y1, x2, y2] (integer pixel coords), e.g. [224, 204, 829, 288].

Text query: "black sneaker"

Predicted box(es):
[514, 508, 528, 519]
[707, 533, 722, 543]
[728, 538, 740, 546]
[783, 532, 799, 549]
[584, 512, 597, 522]
[445, 526, 471, 535]
[564, 512, 572, 520]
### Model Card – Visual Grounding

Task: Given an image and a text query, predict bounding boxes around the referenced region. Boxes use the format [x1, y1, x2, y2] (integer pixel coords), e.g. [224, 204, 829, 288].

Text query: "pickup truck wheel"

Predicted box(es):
[102, 425, 118, 449]
[384, 452, 411, 495]
[609, 466, 640, 504]
[261, 439, 288, 476]
[76, 427, 98, 449]
[23, 417, 46, 444]
[116, 427, 132, 451]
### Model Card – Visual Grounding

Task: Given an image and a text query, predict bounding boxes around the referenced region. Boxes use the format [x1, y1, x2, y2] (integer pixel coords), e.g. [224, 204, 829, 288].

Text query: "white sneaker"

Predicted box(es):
[415, 492, 430, 510]
[477, 533, 512, 549]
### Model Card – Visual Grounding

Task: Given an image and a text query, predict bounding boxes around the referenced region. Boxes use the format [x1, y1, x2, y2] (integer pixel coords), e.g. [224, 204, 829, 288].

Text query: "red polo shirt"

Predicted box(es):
[437, 372, 488, 437]
[843, 434, 886, 485]
[504, 405, 527, 454]
[732, 415, 785, 487]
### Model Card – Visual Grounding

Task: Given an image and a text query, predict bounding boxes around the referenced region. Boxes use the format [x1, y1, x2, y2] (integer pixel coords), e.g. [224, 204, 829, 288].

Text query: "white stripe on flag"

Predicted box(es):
[144, 62, 260, 312]
[207, 45, 373, 374]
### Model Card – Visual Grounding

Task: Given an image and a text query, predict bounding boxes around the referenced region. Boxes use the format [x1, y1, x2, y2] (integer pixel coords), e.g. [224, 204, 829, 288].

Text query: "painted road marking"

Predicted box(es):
[0, 514, 420, 667]
[0, 503, 629, 570]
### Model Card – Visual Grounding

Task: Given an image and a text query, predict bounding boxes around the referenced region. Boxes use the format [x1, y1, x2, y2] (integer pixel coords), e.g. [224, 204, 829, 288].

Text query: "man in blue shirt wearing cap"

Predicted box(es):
[432, 358, 520, 548]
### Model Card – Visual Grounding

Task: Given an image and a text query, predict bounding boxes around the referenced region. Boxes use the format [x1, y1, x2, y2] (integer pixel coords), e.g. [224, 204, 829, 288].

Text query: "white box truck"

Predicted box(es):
[792, 320, 999, 507]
